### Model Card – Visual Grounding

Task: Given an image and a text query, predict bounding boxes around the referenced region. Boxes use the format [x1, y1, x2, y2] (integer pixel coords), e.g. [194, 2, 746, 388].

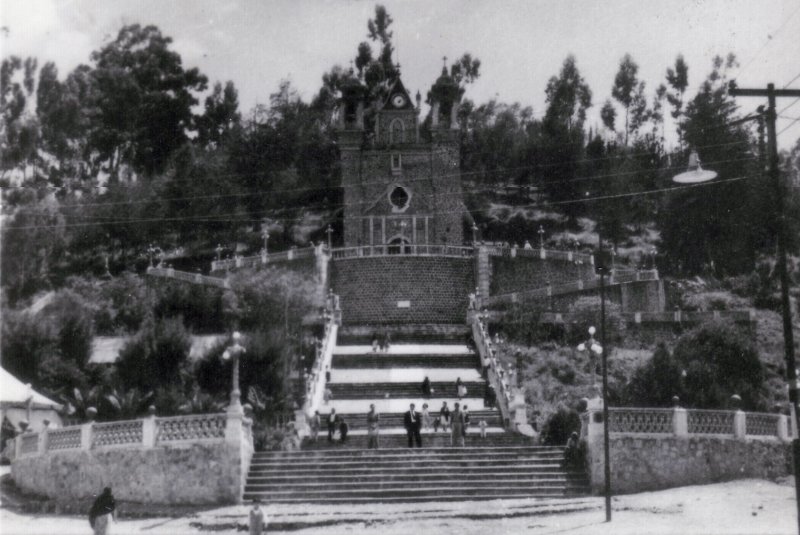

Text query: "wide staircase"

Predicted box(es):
[244, 323, 591, 502]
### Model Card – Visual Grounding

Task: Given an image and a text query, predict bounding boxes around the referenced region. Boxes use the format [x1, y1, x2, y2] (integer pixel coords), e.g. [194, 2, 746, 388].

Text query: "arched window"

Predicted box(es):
[389, 119, 405, 144]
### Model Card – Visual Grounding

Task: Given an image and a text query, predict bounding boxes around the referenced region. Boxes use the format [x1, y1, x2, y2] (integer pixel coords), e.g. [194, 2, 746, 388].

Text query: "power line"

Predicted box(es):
[2, 173, 759, 231]
[738, 3, 800, 75]
[6, 154, 758, 218]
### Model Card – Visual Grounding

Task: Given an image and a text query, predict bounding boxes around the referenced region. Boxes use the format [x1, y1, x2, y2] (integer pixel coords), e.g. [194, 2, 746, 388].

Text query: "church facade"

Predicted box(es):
[336, 68, 467, 249]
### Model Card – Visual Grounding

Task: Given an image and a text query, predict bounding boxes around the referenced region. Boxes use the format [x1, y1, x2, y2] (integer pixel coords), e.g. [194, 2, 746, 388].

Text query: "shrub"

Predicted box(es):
[566, 296, 625, 345]
[540, 406, 581, 445]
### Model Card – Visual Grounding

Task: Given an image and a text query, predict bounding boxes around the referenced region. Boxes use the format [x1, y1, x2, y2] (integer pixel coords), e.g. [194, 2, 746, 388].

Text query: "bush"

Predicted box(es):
[566, 296, 625, 345]
[540, 406, 581, 445]
[115, 316, 191, 392]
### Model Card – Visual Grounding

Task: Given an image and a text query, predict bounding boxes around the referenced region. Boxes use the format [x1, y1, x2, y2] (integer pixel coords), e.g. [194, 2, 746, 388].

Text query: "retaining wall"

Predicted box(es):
[330, 256, 474, 324]
[587, 434, 791, 494]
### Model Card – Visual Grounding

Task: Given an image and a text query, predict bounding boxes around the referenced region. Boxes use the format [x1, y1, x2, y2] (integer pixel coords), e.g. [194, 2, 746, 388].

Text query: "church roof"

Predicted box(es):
[380, 77, 415, 111]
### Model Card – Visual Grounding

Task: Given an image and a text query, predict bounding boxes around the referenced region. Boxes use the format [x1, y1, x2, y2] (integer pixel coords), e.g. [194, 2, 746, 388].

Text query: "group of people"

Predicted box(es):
[308, 408, 349, 444]
[405, 402, 476, 447]
[419, 376, 468, 400]
[371, 330, 392, 352]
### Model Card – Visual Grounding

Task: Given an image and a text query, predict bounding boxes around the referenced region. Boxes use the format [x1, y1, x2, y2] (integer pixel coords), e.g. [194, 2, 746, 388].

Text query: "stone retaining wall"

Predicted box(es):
[587, 434, 792, 494]
[11, 442, 245, 505]
[330, 256, 474, 324]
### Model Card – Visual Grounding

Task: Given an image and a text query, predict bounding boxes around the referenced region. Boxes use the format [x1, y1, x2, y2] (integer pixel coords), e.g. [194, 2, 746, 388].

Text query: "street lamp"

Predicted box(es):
[222, 331, 246, 414]
[594, 245, 612, 521]
[215, 244, 223, 262]
[472, 223, 479, 245]
[261, 224, 270, 255]
[538, 225, 545, 249]
[325, 224, 334, 252]
[577, 325, 603, 384]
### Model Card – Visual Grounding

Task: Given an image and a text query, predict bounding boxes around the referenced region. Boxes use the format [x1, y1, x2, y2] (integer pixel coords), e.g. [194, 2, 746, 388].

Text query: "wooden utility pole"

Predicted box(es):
[730, 83, 800, 533]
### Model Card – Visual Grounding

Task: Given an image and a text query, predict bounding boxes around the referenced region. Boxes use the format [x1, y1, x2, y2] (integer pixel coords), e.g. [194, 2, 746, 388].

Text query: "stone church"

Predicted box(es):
[336, 67, 468, 249]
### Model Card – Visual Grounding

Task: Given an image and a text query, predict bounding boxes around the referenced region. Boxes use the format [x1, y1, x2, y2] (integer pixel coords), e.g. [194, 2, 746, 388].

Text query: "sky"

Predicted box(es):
[2, 0, 800, 151]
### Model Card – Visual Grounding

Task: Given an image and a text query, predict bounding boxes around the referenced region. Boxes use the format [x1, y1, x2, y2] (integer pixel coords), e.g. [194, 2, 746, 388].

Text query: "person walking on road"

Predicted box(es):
[88, 486, 116, 535]
[404, 403, 422, 448]
[367, 404, 380, 449]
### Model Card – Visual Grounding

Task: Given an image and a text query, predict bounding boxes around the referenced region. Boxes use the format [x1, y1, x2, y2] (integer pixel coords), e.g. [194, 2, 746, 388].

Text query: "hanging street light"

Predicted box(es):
[671, 150, 718, 184]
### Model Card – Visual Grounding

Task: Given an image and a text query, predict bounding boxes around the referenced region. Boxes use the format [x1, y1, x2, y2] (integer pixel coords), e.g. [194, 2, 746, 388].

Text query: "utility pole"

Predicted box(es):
[731, 83, 800, 533]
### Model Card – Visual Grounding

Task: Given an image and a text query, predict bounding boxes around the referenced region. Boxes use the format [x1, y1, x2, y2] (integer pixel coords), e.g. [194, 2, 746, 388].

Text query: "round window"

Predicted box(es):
[389, 186, 410, 211]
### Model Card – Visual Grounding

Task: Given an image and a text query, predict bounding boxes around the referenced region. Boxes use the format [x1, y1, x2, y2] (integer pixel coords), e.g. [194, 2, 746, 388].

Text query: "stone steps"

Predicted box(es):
[332, 354, 479, 369]
[329, 381, 486, 399]
[244, 447, 590, 503]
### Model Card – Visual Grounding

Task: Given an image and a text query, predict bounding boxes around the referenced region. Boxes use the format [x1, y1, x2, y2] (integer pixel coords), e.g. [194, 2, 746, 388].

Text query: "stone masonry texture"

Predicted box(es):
[587, 435, 791, 495]
[11, 443, 245, 505]
[330, 256, 474, 324]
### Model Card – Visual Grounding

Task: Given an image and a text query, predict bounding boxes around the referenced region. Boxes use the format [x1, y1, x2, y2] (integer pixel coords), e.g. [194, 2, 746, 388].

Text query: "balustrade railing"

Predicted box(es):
[306, 314, 339, 416]
[687, 409, 736, 435]
[211, 246, 317, 272]
[146, 267, 229, 289]
[608, 408, 674, 434]
[470, 313, 511, 427]
[12, 412, 251, 460]
[331, 244, 474, 260]
[92, 420, 144, 447]
[47, 427, 82, 451]
[156, 413, 226, 443]
[745, 412, 782, 437]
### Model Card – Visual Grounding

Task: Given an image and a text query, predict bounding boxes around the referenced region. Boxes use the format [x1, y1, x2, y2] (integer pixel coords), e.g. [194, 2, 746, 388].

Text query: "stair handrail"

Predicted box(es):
[305, 309, 339, 418]
[469, 311, 511, 428]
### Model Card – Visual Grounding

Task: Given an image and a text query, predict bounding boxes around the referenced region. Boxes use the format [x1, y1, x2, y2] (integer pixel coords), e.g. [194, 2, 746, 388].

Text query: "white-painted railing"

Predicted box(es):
[11, 412, 251, 460]
[330, 244, 474, 259]
[469, 313, 511, 427]
[211, 246, 317, 272]
[305, 315, 339, 418]
[583, 405, 791, 442]
[486, 269, 660, 306]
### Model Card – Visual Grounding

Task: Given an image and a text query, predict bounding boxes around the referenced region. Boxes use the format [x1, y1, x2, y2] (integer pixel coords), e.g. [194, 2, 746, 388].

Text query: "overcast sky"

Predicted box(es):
[3, 0, 800, 150]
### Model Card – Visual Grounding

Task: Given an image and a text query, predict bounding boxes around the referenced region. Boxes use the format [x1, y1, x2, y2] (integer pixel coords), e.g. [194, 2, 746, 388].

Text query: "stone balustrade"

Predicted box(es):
[11, 411, 255, 505]
[469, 312, 512, 429]
[12, 412, 248, 459]
[302, 313, 339, 426]
[582, 404, 791, 442]
[330, 244, 474, 259]
[211, 246, 317, 272]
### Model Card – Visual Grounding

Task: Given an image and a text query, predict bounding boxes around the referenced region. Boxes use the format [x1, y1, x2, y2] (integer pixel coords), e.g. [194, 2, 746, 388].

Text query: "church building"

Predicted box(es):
[336, 66, 468, 249]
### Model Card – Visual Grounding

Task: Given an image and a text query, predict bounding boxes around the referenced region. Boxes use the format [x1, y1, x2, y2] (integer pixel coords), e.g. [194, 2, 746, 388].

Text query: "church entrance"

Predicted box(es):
[387, 237, 410, 255]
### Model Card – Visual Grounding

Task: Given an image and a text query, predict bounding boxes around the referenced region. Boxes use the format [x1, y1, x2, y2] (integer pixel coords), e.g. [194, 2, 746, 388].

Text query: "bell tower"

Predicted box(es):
[337, 64, 466, 248]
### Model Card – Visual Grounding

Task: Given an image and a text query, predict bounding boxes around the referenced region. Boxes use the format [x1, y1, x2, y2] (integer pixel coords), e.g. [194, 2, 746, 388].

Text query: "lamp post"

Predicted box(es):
[222, 331, 246, 414]
[728, 83, 800, 533]
[538, 225, 545, 249]
[595, 244, 612, 521]
[262, 224, 270, 255]
[325, 224, 334, 252]
[472, 223, 479, 245]
[577, 325, 603, 385]
[215, 243, 223, 262]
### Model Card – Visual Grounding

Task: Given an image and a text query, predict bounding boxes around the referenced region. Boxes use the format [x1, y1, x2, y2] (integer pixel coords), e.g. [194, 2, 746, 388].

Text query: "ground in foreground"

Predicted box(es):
[0, 479, 794, 535]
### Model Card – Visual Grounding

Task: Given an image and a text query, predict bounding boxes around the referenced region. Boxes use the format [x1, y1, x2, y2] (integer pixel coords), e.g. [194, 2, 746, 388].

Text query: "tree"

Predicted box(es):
[665, 54, 689, 146]
[88, 24, 208, 178]
[0, 56, 40, 178]
[672, 320, 764, 409]
[197, 80, 240, 149]
[540, 55, 592, 221]
[624, 343, 683, 406]
[115, 316, 191, 392]
[611, 54, 649, 145]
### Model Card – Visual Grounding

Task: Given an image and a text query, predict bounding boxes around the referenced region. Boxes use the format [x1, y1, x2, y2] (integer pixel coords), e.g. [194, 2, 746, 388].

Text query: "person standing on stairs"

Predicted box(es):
[367, 404, 380, 449]
[421, 376, 432, 399]
[339, 416, 349, 443]
[327, 409, 338, 442]
[450, 402, 466, 447]
[439, 401, 451, 432]
[404, 403, 422, 448]
[249, 498, 266, 535]
[310, 410, 321, 442]
[421, 403, 431, 432]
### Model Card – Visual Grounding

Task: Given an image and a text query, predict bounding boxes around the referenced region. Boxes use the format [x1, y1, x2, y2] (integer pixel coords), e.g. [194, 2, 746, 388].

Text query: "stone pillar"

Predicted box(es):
[778, 414, 791, 442]
[585, 396, 605, 441]
[475, 246, 491, 301]
[733, 410, 746, 440]
[225, 411, 244, 445]
[431, 102, 440, 128]
[673, 407, 688, 437]
[81, 423, 93, 450]
[142, 406, 157, 448]
[791, 404, 798, 439]
[40, 420, 50, 454]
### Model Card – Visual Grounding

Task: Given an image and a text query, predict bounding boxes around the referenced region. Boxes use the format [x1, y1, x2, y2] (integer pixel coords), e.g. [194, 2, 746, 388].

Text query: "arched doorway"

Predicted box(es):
[387, 236, 410, 255]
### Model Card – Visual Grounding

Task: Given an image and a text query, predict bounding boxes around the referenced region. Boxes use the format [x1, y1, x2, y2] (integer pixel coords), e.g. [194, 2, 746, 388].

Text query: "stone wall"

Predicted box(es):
[586, 434, 792, 495]
[12, 442, 246, 505]
[330, 256, 474, 324]
[489, 255, 595, 295]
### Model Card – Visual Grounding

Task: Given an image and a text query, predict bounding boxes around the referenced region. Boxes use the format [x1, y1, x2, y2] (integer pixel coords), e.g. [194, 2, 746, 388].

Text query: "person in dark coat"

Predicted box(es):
[89, 486, 116, 535]
[421, 376, 432, 399]
[564, 431, 581, 469]
[327, 409, 338, 442]
[339, 416, 349, 443]
[403, 403, 422, 448]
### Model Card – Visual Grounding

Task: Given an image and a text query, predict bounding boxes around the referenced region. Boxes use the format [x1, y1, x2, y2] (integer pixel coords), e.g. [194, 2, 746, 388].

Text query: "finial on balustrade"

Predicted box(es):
[86, 407, 98, 422]
[672, 395, 681, 408]
[730, 394, 742, 410]
[147, 405, 157, 416]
